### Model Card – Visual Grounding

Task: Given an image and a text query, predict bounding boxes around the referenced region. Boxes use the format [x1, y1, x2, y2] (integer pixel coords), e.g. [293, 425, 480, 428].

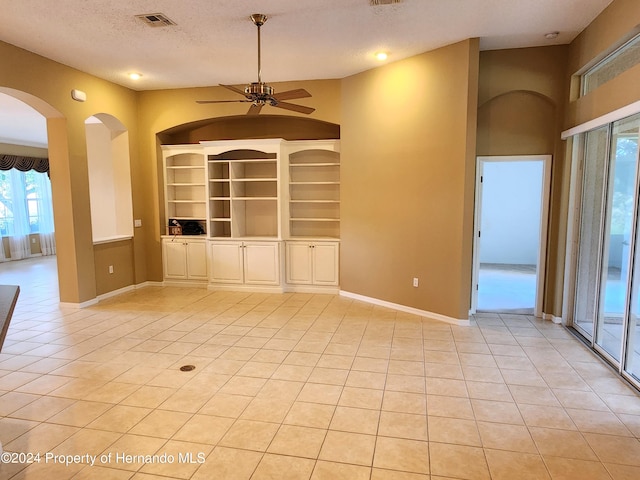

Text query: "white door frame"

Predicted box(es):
[471, 155, 552, 317]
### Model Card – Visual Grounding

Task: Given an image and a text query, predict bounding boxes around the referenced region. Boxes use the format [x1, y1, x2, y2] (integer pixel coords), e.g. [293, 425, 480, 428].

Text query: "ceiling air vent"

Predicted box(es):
[136, 13, 176, 27]
[370, 0, 402, 5]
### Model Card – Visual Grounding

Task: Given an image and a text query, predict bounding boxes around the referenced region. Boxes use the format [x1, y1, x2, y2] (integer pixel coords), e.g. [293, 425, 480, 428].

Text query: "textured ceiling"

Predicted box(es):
[0, 0, 614, 147]
[1, 0, 613, 91]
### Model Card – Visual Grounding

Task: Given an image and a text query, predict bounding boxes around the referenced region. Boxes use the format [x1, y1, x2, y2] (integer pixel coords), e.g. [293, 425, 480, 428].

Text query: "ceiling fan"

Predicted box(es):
[197, 14, 315, 115]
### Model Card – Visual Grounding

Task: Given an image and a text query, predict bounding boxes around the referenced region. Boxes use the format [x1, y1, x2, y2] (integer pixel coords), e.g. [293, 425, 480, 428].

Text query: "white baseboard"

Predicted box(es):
[59, 281, 162, 308]
[207, 284, 285, 294]
[96, 285, 136, 302]
[339, 290, 470, 326]
[135, 281, 164, 288]
[59, 298, 99, 309]
[543, 312, 563, 324]
[284, 285, 339, 295]
[162, 280, 208, 288]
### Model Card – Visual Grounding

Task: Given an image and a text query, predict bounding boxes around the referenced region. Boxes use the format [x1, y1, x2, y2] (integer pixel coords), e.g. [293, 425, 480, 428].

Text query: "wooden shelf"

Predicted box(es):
[232, 178, 278, 182]
[291, 218, 340, 222]
[207, 148, 280, 239]
[234, 197, 277, 201]
[163, 149, 207, 235]
[290, 162, 340, 167]
[290, 182, 340, 187]
[288, 148, 340, 239]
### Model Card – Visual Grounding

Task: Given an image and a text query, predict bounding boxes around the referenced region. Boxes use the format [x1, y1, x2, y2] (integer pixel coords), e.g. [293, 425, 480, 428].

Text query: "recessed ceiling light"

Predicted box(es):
[375, 52, 388, 61]
[129, 73, 143, 80]
[544, 31, 559, 40]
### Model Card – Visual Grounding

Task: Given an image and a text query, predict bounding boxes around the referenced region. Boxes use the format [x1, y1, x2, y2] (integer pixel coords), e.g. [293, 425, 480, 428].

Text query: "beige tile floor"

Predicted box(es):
[1, 257, 640, 479]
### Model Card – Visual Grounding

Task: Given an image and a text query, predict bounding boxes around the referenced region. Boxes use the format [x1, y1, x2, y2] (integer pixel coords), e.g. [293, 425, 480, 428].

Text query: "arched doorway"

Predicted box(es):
[0, 87, 95, 305]
[0, 92, 58, 301]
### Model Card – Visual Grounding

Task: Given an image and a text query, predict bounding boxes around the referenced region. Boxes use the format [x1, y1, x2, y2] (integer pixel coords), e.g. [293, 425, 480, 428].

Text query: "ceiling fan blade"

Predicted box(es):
[273, 89, 312, 101]
[247, 103, 264, 115]
[273, 101, 315, 115]
[220, 84, 247, 96]
[196, 99, 252, 104]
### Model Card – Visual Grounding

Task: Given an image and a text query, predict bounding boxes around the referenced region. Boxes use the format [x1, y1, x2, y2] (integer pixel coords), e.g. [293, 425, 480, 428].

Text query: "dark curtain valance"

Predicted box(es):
[0, 155, 49, 174]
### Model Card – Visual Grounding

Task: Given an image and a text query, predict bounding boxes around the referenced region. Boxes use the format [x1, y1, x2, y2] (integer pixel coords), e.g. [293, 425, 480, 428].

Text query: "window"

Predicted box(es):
[0, 169, 54, 236]
[581, 33, 640, 96]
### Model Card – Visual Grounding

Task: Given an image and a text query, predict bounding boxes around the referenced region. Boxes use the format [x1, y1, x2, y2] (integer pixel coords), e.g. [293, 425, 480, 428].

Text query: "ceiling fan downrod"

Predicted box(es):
[249, 14, 269, 90]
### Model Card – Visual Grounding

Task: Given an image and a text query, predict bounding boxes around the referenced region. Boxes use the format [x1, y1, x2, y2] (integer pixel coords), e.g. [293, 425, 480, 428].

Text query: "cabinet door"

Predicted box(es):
[313, 242, 339, 285]
[286, 242, 313, 285]
[244, 242, 280, 285]
[163, 240, 187, 279]
[186, 241, 208, 280]
[209, 242, 244, 283]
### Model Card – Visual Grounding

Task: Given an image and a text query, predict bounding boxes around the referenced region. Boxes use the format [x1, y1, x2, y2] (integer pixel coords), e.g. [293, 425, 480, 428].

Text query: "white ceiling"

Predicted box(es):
[0, 94, 47, 148]
[0, 0, 614, 147]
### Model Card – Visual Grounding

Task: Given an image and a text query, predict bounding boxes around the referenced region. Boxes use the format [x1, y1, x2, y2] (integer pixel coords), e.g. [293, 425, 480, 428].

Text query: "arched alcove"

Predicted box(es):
[477, 90, 557, 156]
[158, 114, 340, 144]
[85, 113, 133, 242]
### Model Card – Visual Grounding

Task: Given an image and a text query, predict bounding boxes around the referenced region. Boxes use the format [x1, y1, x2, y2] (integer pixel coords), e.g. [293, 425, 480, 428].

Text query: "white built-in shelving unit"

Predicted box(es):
[161, 139, 340, 291]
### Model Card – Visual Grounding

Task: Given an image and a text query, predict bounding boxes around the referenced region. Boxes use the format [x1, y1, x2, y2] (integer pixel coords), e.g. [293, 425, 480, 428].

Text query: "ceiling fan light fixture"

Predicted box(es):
[196, 13, 315, 115]
[245, 82, 274, 97]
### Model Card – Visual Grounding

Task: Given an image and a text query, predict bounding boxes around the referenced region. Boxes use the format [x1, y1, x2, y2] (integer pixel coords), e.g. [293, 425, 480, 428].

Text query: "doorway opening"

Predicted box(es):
[472, 155, 552, 316]
[0, 91, 59, 300]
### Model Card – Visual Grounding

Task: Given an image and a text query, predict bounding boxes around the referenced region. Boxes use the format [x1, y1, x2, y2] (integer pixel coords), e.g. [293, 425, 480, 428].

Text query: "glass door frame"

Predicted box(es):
[594, 126, 640, 367]
[566, 129, 611, 342]
[564, 119, 640, 389]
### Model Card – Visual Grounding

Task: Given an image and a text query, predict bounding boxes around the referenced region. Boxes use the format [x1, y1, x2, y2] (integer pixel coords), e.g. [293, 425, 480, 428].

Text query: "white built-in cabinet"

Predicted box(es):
[209, 241, 280, 286]
[162, 237, 208, 282]
[161, 139, 340, 292]
[286, 241, 339, 286]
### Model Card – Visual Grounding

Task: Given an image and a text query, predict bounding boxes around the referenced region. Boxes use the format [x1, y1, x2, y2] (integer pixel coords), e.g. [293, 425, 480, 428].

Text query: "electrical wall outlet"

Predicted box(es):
[413, 277, 419, 287]
[108, 265, 114, 274]
[134, 219, 142, 227]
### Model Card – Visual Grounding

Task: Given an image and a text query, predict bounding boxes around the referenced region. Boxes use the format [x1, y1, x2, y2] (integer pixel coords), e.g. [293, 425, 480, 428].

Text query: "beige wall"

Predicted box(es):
[341, 39, 479, 321]
[477, 46, 570, 316]
[0, 143, 48, 158]
[0, 0, 637, 317]
[1, 235, 43, 258]
[136, 80, 342, 282]
[0, 40, 140, 303]
[94, 239, 135, 296]
[565, 0, 640, 129]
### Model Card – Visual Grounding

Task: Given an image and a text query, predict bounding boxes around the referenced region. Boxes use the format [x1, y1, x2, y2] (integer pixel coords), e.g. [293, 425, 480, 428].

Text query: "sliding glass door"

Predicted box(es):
[573, 113, 640, 385]
[574, 126, 609, 340]
[596, 118, 640, 362]
[622, 119, 640, 382]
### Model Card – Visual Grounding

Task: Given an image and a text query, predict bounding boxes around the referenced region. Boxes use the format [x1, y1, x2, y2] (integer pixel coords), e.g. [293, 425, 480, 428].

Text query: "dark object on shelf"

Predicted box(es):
[168, 219, 182, 235]
[182, 221, 205, 235]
